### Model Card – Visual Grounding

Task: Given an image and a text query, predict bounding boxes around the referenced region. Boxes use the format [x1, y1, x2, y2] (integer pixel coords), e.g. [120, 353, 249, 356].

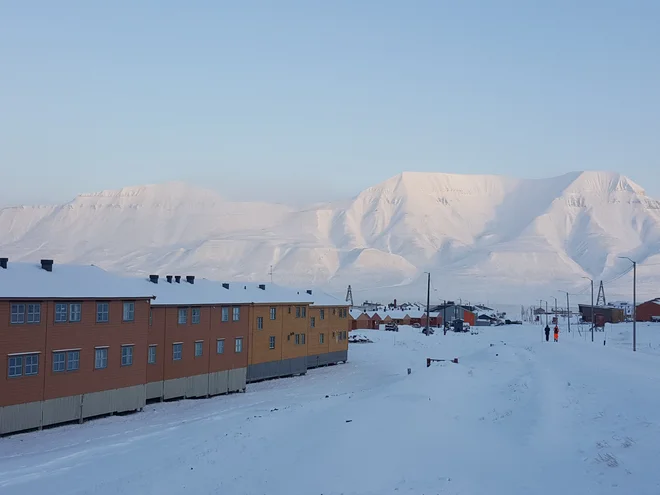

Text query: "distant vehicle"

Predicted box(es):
[384, 322, 399, 332]
[412, 323, 421, 328]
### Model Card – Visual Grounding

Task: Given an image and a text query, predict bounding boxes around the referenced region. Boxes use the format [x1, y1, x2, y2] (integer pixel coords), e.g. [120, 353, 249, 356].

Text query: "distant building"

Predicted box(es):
[578, 304, 625, 324]
[635, 298, 660, 322]
[610, 301, 633, 317]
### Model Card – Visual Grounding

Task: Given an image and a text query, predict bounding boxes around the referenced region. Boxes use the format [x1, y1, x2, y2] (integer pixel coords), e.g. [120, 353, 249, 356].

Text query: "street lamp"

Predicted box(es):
[618, 257, 637, 352]
[558, 290, 571, 333]
[582, 276, 594, 342]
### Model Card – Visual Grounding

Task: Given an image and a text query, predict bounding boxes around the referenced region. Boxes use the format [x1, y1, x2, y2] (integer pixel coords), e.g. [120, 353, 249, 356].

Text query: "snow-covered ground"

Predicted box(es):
[1, 323, 659, 494]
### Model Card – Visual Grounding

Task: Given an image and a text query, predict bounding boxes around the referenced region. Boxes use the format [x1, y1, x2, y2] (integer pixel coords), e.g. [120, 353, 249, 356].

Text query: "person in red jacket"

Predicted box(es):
[553, 325, 559, 342]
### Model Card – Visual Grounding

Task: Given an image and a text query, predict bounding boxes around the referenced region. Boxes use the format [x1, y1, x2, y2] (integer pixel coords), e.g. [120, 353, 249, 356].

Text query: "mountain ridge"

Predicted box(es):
[1, 170, 659, 303]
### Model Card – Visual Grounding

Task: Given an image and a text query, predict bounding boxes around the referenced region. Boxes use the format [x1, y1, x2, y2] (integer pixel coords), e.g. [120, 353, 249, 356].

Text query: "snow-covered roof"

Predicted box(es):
[148, 279, 314, 306]
[350, 309, 367, 319]
[306, 289, 348, 307]
[379, 310, 410, 319]
[0, 262, 155, 300]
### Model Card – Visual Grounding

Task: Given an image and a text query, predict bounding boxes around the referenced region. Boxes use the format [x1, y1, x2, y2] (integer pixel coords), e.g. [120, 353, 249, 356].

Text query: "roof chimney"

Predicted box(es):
[222, 283, 229, 289]
[186, 275, 195, 284]
[258, 284, 266, 290]
[175, 275, 181, 283]
[0, 257, 7, 269]
[306, 289, 312, 295]
[166, 275, 173, 283]
[149, 274, 159, 284]
[40, 259, 53, 272]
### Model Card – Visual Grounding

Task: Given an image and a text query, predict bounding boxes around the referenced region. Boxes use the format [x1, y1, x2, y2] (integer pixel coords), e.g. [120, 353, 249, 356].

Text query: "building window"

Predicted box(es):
[296, 306, 301, 318]
[121, 345, 134, 366]
[149, 309, 153, 326]
[320, 309, 325, 320]
[235, 337, 243, 353]
[67, 350, 80, 371]
[24, 354, 39, 375]
[319, 333, 325, 344]
[302, 306, 307, 318]
[269, 336, 276, 349]
[216, 339, 225, 354]
[288, 306, 291, 314]
[95, 348, 108, 369]
[10, 303, 25, 324]
[195, 341, 203, 357]
[192, 307, 201, 324]
[233, 307, 240, 321]
[70, 303, 82, 322]
[270, 307, 277, 320]
[295, 334, 300, 345]
[310, 317, 315, 328]
[301, 333, 306, 344]
[173, 343, 182, 361]
[257, 316, 263, 330]
[8, 356, 23, 377]
[96, 302, 109, 323]
[55, 303, 68, 322]
[148, 345, 157, 364]
[339, 308, 347, 318]
[27, 303, 41, 324]
[178, 308, 187, 324]
[221, 307, 229, 322]
[123, 302, 135, 322]
[53, 352, 66, 372]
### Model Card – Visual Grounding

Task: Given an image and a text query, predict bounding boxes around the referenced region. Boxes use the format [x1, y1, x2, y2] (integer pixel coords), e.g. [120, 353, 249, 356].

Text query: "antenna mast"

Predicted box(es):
[345, 285, 354, 306]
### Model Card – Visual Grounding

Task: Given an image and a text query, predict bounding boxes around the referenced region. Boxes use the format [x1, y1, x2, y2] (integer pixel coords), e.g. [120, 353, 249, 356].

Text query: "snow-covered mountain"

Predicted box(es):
[2, 171, 660, 304]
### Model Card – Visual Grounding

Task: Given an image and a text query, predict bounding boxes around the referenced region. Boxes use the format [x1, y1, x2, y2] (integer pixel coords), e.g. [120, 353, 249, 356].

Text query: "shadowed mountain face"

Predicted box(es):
[2, 171, 659, 303]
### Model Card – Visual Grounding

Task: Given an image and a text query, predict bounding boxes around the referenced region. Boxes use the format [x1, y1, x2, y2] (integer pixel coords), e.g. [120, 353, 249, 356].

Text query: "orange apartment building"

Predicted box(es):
[1, 259, 351, 436]
[0, 259, 154, 435]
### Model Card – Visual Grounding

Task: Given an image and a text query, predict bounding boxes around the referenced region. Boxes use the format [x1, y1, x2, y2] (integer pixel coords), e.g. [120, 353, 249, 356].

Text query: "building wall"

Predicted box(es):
[209, 306, 249, 372]
[307, 306, 330, 358]
[0, 299, 151, 408]
[44, 299, 150, 401]
[248, 304, 283, 366]
[0, 301, 47, 407]
[280, 304, 310, 361]
[327, 306, 350, 357]
[636, 300, 660, 321]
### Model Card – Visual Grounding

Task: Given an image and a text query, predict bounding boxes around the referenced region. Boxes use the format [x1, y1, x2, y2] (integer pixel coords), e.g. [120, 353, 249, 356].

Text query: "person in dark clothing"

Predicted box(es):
[544, 325, 551, 342]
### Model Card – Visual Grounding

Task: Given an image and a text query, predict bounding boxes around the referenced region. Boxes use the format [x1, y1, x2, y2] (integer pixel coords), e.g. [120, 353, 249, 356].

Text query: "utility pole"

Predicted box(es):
[425, 272, 431, 336]
[582, 276, 594, 342]
[619, 257, 637, 352]
[268, 265, 273, 283]
[559, 290, 571, 333]
[545, 301, 548, 326]
[539, 299, 543, 325]
[551, 296, 558, 322]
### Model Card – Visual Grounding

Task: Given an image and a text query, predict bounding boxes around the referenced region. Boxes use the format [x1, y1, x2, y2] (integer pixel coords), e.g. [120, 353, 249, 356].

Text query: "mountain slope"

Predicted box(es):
[1, 172, 659, 303]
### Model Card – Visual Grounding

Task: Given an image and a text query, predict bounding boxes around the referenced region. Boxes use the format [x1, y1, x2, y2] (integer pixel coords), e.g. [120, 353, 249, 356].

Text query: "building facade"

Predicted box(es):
[0, 260, 154, 435]
[635, 298, 660, 322]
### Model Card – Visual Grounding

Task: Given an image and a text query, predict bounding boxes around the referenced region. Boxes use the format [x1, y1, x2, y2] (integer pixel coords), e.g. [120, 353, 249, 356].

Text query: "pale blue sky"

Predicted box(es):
[1, 0, 659, 206]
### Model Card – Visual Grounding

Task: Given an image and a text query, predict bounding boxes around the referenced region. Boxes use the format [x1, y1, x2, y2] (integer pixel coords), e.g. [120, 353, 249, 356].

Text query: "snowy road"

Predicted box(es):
[1, 324, 659, 494]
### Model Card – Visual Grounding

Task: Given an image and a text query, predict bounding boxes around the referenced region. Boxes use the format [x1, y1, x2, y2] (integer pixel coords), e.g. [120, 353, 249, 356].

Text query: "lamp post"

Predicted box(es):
[582, 276, 594, 342]
[558, 290, 571, 333]
[618, 257, 637, 352]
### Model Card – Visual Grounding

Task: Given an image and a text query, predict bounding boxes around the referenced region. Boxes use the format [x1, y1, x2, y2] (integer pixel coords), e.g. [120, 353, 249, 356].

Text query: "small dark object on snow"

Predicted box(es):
[407, 368, 412, 375]
[190, 467, 194, 470]
[325, 395, 329, 398]
[346, 419, 353, 423]
[271, 408, 278, 412]
[496, 353, 499, 356]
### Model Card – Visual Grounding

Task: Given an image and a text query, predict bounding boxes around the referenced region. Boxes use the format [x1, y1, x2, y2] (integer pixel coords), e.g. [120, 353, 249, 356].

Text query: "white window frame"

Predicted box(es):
[302, 306, 307, 318]
[320, 333, 325, 344]
[320, 309, 325, 320]
[191, 307, 201, 324]
[27, 303, 41, 324]
[69, 303, 82, 322]
[121, 345, 134, 366]
[235, 337, 243, 353]
[123, 301, 135, 322]
[232, 307, 240, 321]
[173, 343, 183, 361]
[67, 350, 80, 371]
[269, 336, 275, 349]
[24, 354, 39, 375]
[301, 333, 306, 345]
[216, 339, 225, 354]
[52, 351, 66, 372]
[96, 302, 109, 323]
[148, 345, 157, 364]
[8, 355, 23, 377]
[95, 348, 108, 369]
[55, 303, 68, 323]
[178, 308, 187, 325]
[257, 316, 263, 330]
[310, 316, 315, 328]
[269, 307, 277, 320]
[10, 303, 25, 324]
[195, 341, 203, 357]
[221, 307, 229, 322]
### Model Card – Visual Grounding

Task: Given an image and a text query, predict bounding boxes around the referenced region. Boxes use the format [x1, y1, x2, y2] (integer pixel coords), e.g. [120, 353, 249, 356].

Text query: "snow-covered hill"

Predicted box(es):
[1, 171, 660, 303]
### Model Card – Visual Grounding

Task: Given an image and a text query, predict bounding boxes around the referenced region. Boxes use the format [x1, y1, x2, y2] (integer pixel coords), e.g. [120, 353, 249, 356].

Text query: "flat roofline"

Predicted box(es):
[0, 296, 155, 301]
